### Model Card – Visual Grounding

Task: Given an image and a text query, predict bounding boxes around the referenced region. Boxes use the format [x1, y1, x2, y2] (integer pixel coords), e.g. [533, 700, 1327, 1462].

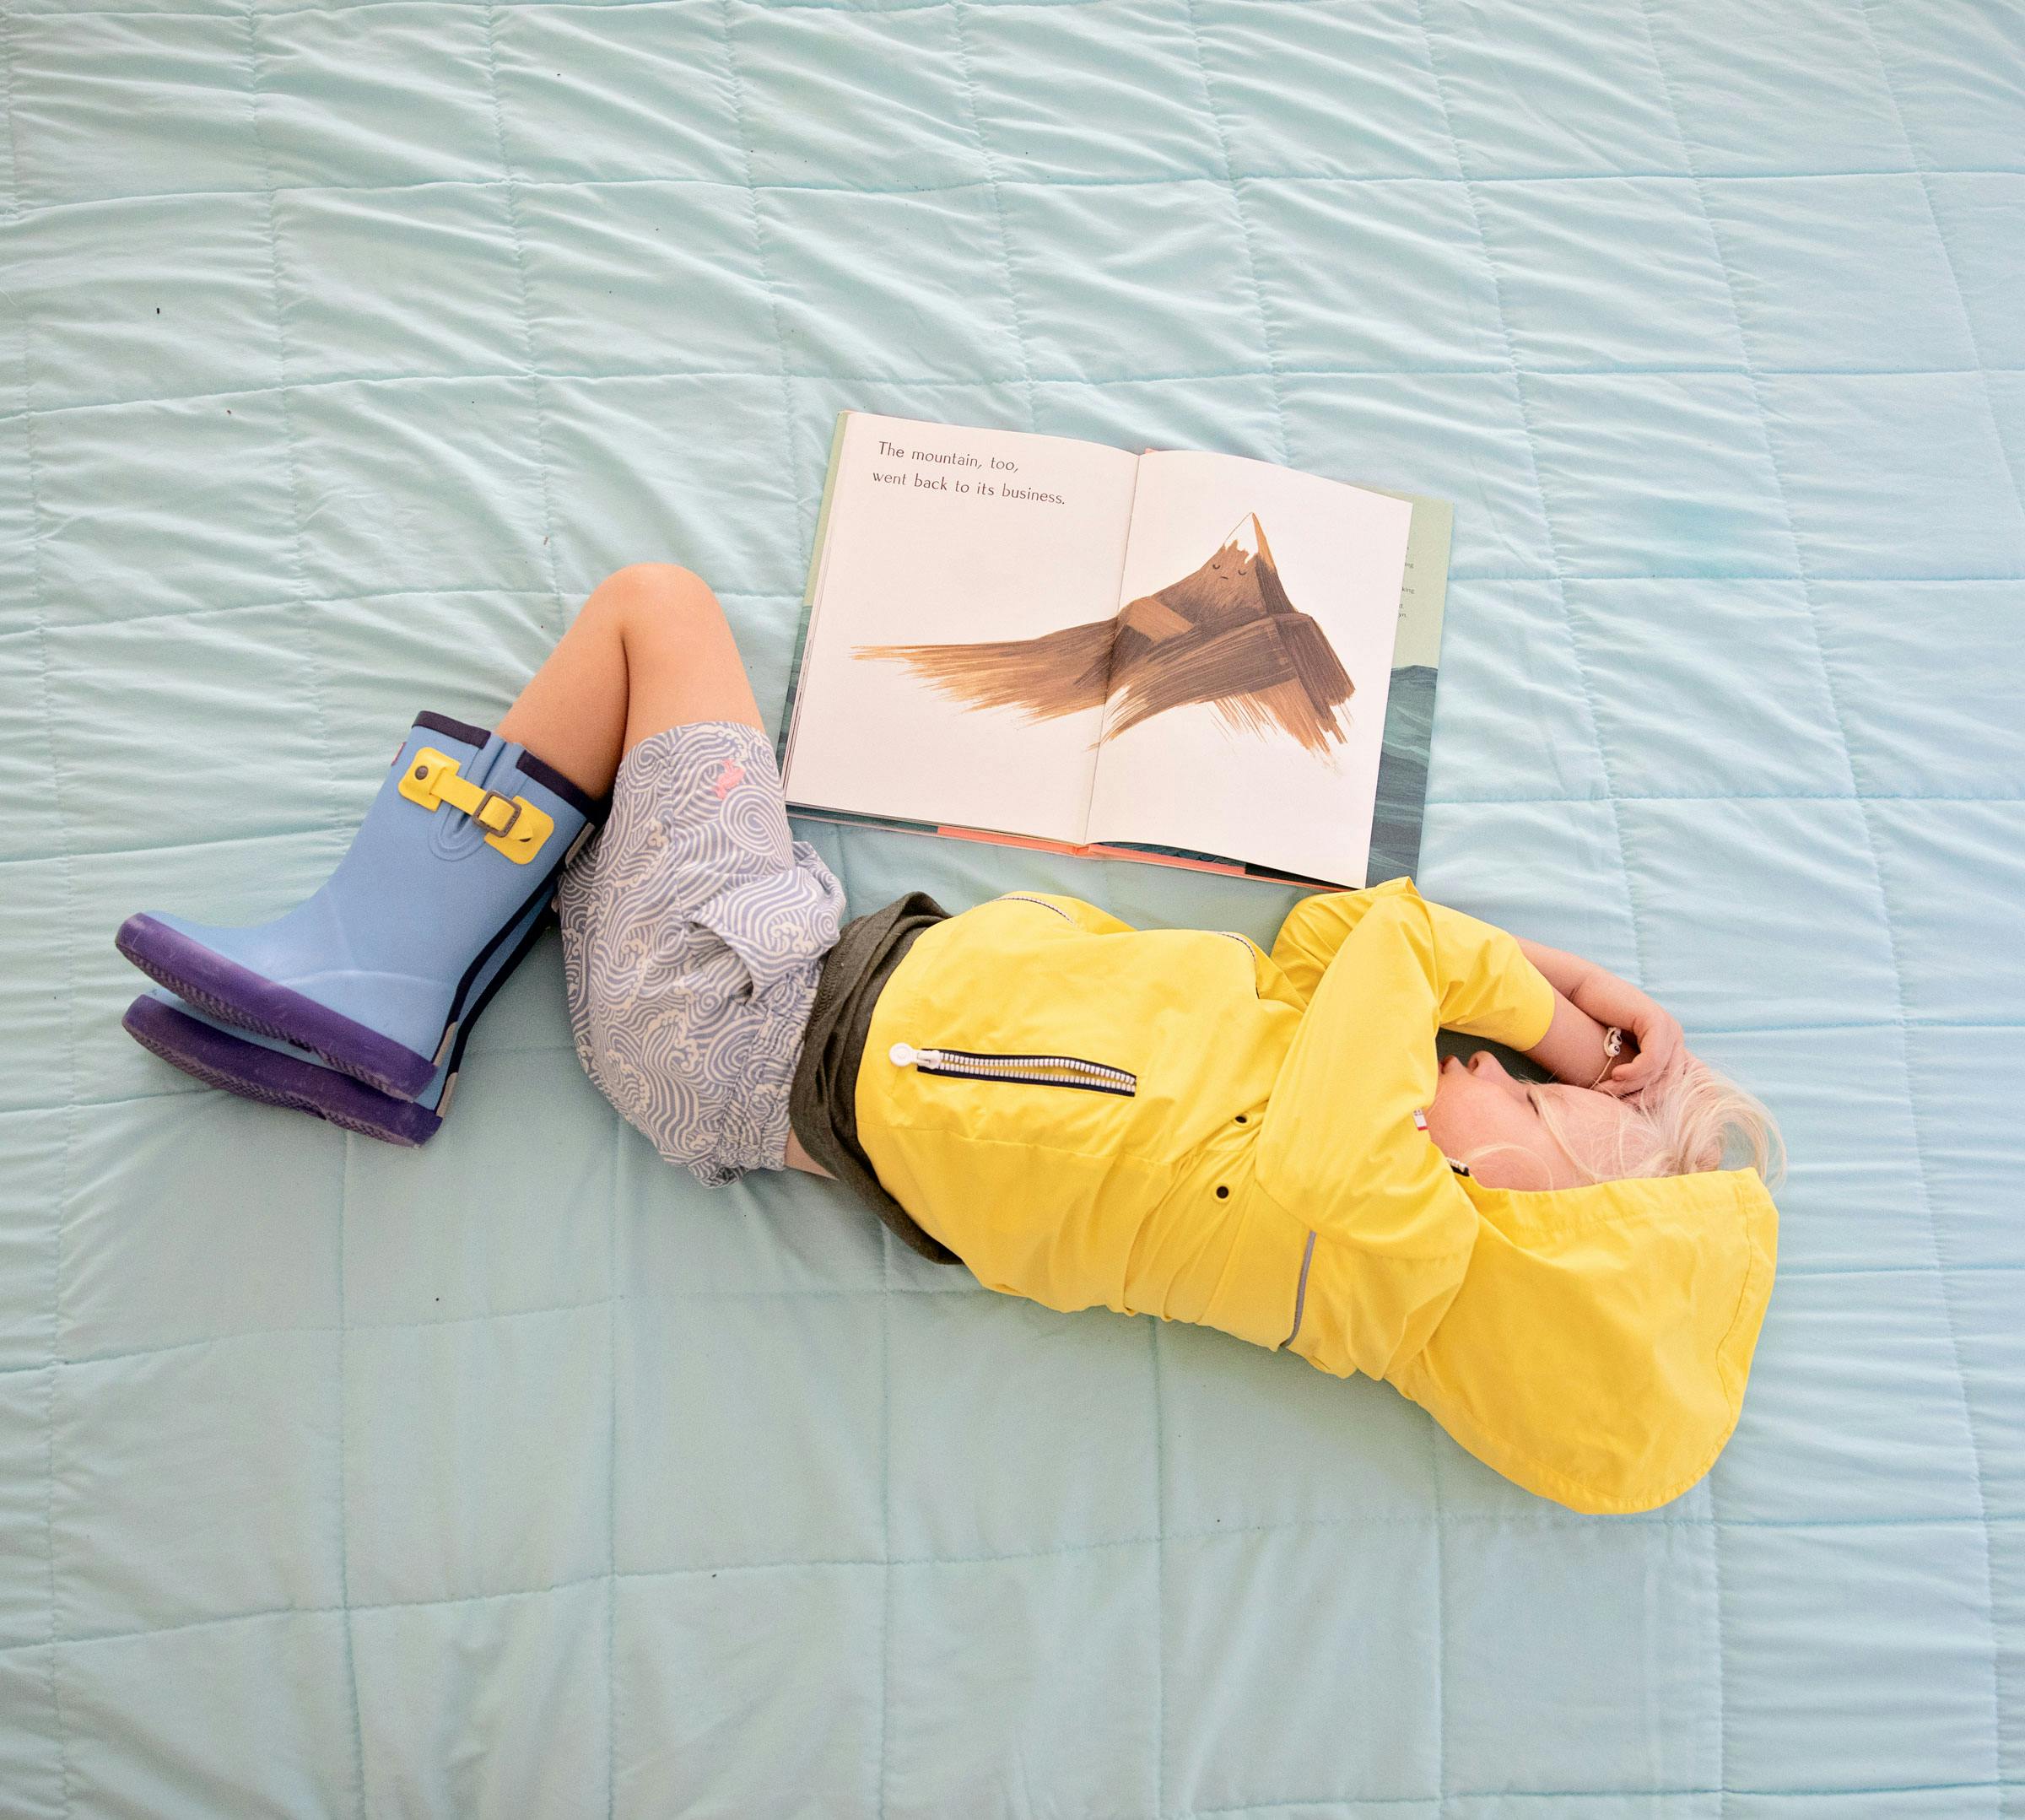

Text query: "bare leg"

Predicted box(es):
[498, 564, 827, 1177]
[497, 563, 764, 801]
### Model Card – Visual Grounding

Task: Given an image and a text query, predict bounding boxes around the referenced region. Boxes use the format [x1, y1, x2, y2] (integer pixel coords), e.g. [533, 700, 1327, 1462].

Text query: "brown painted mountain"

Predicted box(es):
[854, 516, 1357, 759]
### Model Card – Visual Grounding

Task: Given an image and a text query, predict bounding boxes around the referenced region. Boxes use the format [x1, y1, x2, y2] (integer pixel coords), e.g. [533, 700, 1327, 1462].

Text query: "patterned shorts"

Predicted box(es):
[557, 721, 845, 1185]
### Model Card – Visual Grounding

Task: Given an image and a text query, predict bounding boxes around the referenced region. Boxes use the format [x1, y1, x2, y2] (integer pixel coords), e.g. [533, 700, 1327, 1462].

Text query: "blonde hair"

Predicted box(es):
[1534, 1056, 1785, 1190]
[1531, 1061, 1790, 1190]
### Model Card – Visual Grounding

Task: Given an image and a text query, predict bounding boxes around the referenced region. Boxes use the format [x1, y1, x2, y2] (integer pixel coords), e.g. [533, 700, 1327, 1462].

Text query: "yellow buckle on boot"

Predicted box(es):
[398, 748, 554, 865]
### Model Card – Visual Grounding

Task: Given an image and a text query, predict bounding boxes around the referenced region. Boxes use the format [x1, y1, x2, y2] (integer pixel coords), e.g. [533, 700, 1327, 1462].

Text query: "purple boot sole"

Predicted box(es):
[123, 996, 440, 1147]
[115, 913, 438, 1099]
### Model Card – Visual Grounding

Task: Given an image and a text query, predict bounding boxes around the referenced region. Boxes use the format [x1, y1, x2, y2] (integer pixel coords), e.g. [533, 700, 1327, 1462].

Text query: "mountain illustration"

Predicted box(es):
[854, 515, 1357, 759]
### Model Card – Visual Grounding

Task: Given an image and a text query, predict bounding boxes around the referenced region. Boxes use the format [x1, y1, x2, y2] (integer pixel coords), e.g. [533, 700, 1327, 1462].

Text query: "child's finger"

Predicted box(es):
[1612, 1037, 1686, 1101]
[1608, 1046, 1665, 1096]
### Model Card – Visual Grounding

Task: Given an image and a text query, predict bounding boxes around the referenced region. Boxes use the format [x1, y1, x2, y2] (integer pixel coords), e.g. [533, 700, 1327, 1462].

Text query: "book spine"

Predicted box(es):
[776, 410, 854, 772]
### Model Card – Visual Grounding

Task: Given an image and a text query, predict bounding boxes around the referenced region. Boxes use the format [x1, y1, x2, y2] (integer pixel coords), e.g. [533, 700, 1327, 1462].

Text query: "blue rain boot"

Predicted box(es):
[116, 711, 603, 1099]
[120, 881, 560, 1145]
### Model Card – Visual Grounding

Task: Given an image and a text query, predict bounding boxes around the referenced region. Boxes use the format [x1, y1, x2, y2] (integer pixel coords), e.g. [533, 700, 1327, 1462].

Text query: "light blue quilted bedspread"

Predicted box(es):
[2, 1, 2020, 1814]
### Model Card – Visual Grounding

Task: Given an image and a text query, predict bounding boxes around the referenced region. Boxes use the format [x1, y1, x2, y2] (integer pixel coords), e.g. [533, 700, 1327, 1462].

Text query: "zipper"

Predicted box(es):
[888, 1041, 1137, 1097]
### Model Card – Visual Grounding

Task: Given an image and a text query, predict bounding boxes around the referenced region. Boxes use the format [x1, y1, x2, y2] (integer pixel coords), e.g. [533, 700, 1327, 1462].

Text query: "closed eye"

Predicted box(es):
[1526, 1086, 1590, 1180]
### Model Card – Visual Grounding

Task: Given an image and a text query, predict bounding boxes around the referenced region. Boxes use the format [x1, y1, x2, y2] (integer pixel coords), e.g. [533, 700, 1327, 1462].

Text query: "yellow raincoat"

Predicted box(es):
[856, 877, 1778, 1515]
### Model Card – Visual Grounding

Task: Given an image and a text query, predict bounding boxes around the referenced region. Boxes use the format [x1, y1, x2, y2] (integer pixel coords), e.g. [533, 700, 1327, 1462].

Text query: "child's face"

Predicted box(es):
[1424, 1050, 1635, 1191]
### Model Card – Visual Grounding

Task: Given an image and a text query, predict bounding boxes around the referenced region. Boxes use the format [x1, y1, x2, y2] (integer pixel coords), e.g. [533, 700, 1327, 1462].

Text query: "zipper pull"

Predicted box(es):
[888, 1042, 920, 1067]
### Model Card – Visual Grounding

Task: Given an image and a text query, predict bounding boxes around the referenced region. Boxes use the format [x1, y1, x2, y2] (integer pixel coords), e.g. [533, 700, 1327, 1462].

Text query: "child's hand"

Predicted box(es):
[1600, 1001, 1686, 1101]
[1512, 932, 1693, 1104]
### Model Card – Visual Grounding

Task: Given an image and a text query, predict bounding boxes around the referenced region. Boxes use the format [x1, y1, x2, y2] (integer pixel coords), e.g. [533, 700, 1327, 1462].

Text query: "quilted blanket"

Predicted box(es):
[2, 0, 2019, 1813]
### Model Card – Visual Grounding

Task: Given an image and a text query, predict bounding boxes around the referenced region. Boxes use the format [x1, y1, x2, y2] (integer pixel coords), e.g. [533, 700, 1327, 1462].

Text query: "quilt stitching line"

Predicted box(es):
[0, 7, 21, 222]
[1425, 1398, 1449, 1812]
[713, 0, 807, 586]
[700, 14, 910, 1812]
[475, 11, 621, 1803]
[876, 1226, 894, 1820]
[241, 8, 345, 862]
[14, 1502, 2025, 1621]
[241, 17, 370, 1809]
[1850, 0, 2025, 532]
[1412, 0, 1651, 1009]
[1621, 27, 1828, 1809]
[948, 0, 1040, 433]
[12, 578, 2025, 656]
[1149, 1324, 1166, 1819]
[1840, 839, 2012, 1753]
[10, 1242, 2021, 1390]
[479, 0, 569, 612]
[14, 361, 2025, 429]
[0, 0, 2001, 45]
[18, 163, 2025, 225]
[10, 1513, 2025, 1670]
[1184, 1774, 2021, 1813]
[9, 19, 76, 1797]
[1426, 791, 2025, 806]
[1903, 1022, 2024, 1771]
[1630, 12, 2009, 1810]
[1180, 0, 1291, 467]
[0, 584, 801, 650]
[14, 151, 2025, 224]
[605, 1066, 622, 1817]
[331, 1132, 370, 1817]
[1703, 1463, 1731, 1812]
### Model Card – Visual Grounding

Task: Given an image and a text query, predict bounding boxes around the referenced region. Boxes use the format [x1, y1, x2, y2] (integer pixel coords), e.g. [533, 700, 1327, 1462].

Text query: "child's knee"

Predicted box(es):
[597, 561, 721, 624]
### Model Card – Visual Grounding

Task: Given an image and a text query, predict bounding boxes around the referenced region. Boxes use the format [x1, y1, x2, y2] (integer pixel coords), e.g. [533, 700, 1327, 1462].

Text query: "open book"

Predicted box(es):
[780, 411, 1453, 888]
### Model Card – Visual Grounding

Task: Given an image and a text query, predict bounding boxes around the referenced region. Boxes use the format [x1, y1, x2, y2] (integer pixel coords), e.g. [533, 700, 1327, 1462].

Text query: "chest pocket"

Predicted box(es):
[885, 1041, 1137, 1097]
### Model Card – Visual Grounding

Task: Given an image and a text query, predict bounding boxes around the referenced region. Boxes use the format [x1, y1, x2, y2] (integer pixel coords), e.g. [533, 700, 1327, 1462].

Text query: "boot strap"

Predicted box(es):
[398, 748, 555, 865]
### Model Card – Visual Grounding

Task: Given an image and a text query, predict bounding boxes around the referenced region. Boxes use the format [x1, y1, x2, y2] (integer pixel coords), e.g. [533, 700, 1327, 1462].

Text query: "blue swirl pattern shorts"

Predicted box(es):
[557, 721, 845, 1185]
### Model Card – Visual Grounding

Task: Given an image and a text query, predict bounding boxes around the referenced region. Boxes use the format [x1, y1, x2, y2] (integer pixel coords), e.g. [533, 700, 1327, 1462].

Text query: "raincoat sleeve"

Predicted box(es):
[1252, 879, 1551, 1380]
[1253, 880, 1484, 1380]
[1270, 878, 1556, 1050]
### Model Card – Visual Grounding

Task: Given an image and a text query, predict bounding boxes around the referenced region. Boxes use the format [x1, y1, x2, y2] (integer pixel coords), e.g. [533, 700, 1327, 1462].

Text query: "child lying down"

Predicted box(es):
[116, 563, 1783, 1517]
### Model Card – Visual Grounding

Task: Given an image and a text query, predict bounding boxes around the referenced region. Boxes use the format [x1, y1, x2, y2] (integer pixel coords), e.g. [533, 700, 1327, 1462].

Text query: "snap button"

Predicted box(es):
[1215, 1185, 1229, 1199]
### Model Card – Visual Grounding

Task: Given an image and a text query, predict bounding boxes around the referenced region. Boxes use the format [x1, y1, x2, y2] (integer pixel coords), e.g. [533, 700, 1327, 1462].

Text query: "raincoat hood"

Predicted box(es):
[1252, 878, 1779, 1512]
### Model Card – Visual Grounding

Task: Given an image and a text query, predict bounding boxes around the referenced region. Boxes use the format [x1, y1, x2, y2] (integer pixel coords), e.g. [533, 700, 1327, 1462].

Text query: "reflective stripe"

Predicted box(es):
[1217, 930, 1264, 996]
[1281, 1230, 1317, 1349]
[888, 1041, 1137, 1098]
[998, 893, 1076, 923]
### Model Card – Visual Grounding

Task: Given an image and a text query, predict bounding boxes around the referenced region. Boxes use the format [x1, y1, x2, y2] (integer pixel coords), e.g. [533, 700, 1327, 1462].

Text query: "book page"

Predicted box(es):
[780, 412, 1138, 844]
[1084, 450, 1414, 886]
